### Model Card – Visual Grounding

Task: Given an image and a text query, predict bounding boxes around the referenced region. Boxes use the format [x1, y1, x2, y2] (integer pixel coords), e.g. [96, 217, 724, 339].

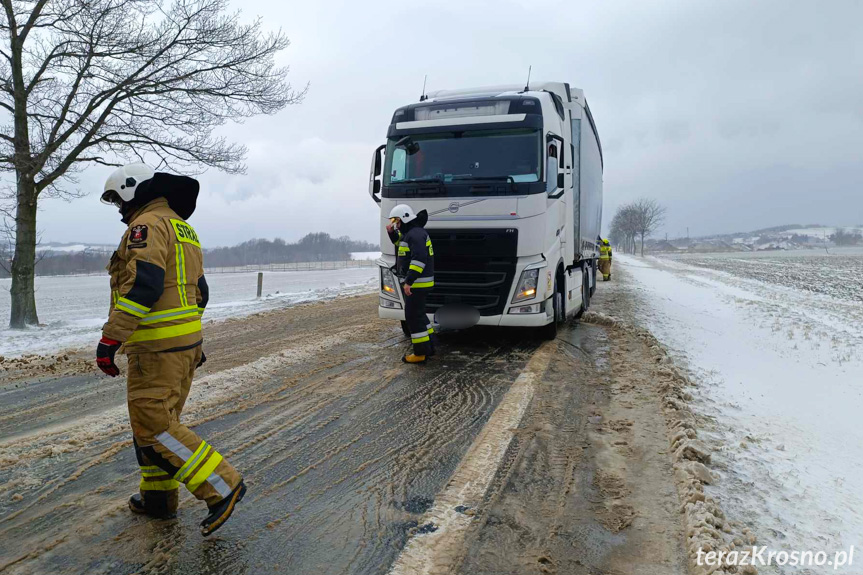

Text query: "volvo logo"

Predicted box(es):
[429, 199, 486, 217]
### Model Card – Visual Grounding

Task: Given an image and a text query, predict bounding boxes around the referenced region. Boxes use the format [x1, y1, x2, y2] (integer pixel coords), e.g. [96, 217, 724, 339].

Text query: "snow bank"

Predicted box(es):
[584, 309, 757, 574]
[618, 253, 863, 574]
[0, 268, 376, 357]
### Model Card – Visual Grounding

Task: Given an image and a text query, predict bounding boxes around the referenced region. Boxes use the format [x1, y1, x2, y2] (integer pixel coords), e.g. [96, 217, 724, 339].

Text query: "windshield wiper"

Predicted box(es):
[451, 175, 516, 184]
[392, 176, 443, 185]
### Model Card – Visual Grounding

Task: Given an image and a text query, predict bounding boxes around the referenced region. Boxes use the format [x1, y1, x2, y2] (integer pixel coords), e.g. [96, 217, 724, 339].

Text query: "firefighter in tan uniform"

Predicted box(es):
[96, 163, 245, 536]
[599, 238, 612, 281]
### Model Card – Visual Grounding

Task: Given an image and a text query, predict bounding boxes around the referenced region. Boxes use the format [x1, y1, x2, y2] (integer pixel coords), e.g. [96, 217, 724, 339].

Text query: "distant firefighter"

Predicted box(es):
[599, 238, 613, 281]
[97, 163, 245, 536]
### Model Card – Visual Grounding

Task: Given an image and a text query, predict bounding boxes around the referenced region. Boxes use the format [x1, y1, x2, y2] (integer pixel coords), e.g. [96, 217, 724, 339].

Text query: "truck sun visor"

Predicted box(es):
[414, 100, 510, 121]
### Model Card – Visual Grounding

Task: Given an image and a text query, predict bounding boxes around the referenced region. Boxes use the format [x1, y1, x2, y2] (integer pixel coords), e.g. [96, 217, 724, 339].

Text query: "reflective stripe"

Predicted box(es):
[116, 297, 150, 318]
[141, 469, 168, 478]
[140, 465, 161, 472]
[174, 441, 210, 482]
[412, 335, 430, 344]
[198, 307, 205, 316]
[409, 265, 424, 273]
[187, 451, 223, 494]
[155, 431, 194, 461]
[207, 472, 233, 499]
[139, 305, 200, 325]
[411, 330, 428, 339]
[175, 244, 188, 307]
[127, 320, 202, 343]
[140, 478, 180, 491]
[427, 326, 435, 334]
[412, 276, 434, 288]
[409, 260, 425, 270]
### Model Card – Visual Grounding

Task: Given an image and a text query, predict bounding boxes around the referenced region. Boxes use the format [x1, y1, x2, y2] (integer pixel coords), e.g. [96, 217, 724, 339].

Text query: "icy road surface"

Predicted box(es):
[0, 268, 376, 357]
[0, 292, 689, 575]
[618, 252, 863, 574]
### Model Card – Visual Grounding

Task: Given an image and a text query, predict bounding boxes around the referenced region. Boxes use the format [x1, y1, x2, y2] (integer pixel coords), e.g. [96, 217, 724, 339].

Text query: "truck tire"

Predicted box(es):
[576, 267, 590, 319]
[590, 260, 597, 296]
[539, 278, 561, 340]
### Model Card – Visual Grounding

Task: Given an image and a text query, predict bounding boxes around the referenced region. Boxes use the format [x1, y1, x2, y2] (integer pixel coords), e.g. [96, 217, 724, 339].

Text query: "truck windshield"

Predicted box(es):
[384, 129, 541, 187]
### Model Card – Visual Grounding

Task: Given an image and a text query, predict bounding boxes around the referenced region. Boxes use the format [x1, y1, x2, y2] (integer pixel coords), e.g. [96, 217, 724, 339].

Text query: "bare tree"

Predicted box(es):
[0, 0, 304, 328]
[829, 228, 862, 246]
[632, 197, 666, 256]
[609, 203, 638, 255]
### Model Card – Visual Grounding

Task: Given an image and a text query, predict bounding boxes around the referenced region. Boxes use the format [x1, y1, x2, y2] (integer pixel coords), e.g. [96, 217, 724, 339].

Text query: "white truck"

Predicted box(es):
[368, 82, 603, 339]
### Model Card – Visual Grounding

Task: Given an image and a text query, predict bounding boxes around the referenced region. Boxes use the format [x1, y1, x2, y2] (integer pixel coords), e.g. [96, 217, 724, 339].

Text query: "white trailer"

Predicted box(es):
[368, 82, 603, 339]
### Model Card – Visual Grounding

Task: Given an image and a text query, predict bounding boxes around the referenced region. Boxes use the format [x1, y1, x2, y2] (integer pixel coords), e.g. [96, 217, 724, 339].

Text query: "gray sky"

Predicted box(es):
[36, 0, 863, 246]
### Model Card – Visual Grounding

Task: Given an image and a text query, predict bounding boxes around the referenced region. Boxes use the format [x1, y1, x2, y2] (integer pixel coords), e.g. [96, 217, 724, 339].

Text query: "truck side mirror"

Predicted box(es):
[368, 144, 385, 204]
[546, 134, 565, 199]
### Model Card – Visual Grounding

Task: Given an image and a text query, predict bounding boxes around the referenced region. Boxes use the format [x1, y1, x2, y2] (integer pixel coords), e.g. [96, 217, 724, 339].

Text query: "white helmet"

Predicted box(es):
[389, 204, 417, 224]
[101, 163, 155, 206]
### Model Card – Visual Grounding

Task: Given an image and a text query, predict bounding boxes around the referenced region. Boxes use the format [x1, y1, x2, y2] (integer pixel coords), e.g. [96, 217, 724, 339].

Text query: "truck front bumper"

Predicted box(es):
[378, 299, 552, 327]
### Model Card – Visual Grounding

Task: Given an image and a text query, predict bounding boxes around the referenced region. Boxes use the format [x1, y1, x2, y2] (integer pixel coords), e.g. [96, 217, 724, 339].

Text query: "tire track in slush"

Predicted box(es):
[389, 343, 553, 575]
[0, 327, 387, 570]
[0, 325, 540, 575]
[0, 330, 363, 535]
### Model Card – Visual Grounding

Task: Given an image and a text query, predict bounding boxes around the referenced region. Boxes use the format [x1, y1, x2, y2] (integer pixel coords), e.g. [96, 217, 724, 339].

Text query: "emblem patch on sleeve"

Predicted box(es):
[130, 225, 148, 244]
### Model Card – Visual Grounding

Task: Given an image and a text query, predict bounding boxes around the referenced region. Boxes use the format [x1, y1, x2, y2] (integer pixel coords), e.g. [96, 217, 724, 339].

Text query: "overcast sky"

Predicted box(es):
[35, 0, 863, 246]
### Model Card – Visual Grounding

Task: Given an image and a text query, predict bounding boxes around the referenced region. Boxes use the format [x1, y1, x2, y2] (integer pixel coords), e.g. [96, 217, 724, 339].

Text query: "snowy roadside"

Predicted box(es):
[615, 253, 863, 575]
[0, 268, 377, 357]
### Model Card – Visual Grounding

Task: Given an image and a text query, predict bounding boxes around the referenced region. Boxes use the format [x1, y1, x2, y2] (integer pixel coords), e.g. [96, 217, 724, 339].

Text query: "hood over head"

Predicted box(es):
[402, 209, 428, 232]
[122, 173, 200, 223]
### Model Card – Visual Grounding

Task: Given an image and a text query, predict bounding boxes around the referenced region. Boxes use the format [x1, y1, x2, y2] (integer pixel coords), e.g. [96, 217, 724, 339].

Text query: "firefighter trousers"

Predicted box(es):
[127, 346, 242, 510]
[599, 259, 612, 280]
[404, 287, 434, 356]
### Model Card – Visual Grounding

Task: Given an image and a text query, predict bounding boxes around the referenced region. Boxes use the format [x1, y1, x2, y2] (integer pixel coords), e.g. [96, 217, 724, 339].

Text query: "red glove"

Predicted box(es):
[96, 337, 121, 377]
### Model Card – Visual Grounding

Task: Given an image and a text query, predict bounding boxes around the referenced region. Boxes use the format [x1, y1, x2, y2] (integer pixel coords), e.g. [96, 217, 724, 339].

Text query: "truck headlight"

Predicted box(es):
[381, 267, 399, 298]
[512, 268, 539, 303]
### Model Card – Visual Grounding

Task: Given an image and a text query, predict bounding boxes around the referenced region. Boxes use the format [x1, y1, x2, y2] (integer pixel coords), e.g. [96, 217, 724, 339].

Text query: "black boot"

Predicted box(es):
[200, 480, 246, 536]
[128, 493, 177, 520]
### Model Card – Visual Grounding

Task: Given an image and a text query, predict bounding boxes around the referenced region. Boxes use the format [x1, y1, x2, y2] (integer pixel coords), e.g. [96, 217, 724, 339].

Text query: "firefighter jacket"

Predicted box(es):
[387, 214, 434, 289]
[600, 244, 612, 260]
[103, 198, 208, 353]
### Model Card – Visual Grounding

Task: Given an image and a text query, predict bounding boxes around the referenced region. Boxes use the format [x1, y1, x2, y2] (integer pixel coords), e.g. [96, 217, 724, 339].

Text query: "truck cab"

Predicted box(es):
[369, 82, 603, 338]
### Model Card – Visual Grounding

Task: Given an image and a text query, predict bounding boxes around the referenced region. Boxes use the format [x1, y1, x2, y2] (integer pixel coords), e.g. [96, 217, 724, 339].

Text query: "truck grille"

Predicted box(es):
[426, 229, 518, 317]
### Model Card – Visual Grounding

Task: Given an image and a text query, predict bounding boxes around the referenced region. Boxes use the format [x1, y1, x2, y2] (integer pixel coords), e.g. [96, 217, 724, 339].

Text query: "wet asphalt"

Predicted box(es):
[0, 326, 542, 575]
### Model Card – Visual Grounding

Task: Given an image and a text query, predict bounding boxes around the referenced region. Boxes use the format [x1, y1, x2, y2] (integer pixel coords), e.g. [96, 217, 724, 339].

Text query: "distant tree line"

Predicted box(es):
[609, 198, 667, 256]
[0, 233, 378, 278]
[205, 233, 378, 267]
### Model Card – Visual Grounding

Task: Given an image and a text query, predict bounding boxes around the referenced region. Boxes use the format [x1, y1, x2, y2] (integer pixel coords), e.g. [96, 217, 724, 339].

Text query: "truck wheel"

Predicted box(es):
[590, 260, 597, 296]
[539, 279, 560, 340]
[401, 320, 411, 338]
[576, 268, 590, 319]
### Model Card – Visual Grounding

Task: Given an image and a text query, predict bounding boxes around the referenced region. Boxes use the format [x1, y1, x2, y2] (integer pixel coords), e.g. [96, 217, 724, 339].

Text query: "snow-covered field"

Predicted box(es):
[0, 268, 377, 357]
[350, 251, 382, 260]
[618, 253, 863, 574]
